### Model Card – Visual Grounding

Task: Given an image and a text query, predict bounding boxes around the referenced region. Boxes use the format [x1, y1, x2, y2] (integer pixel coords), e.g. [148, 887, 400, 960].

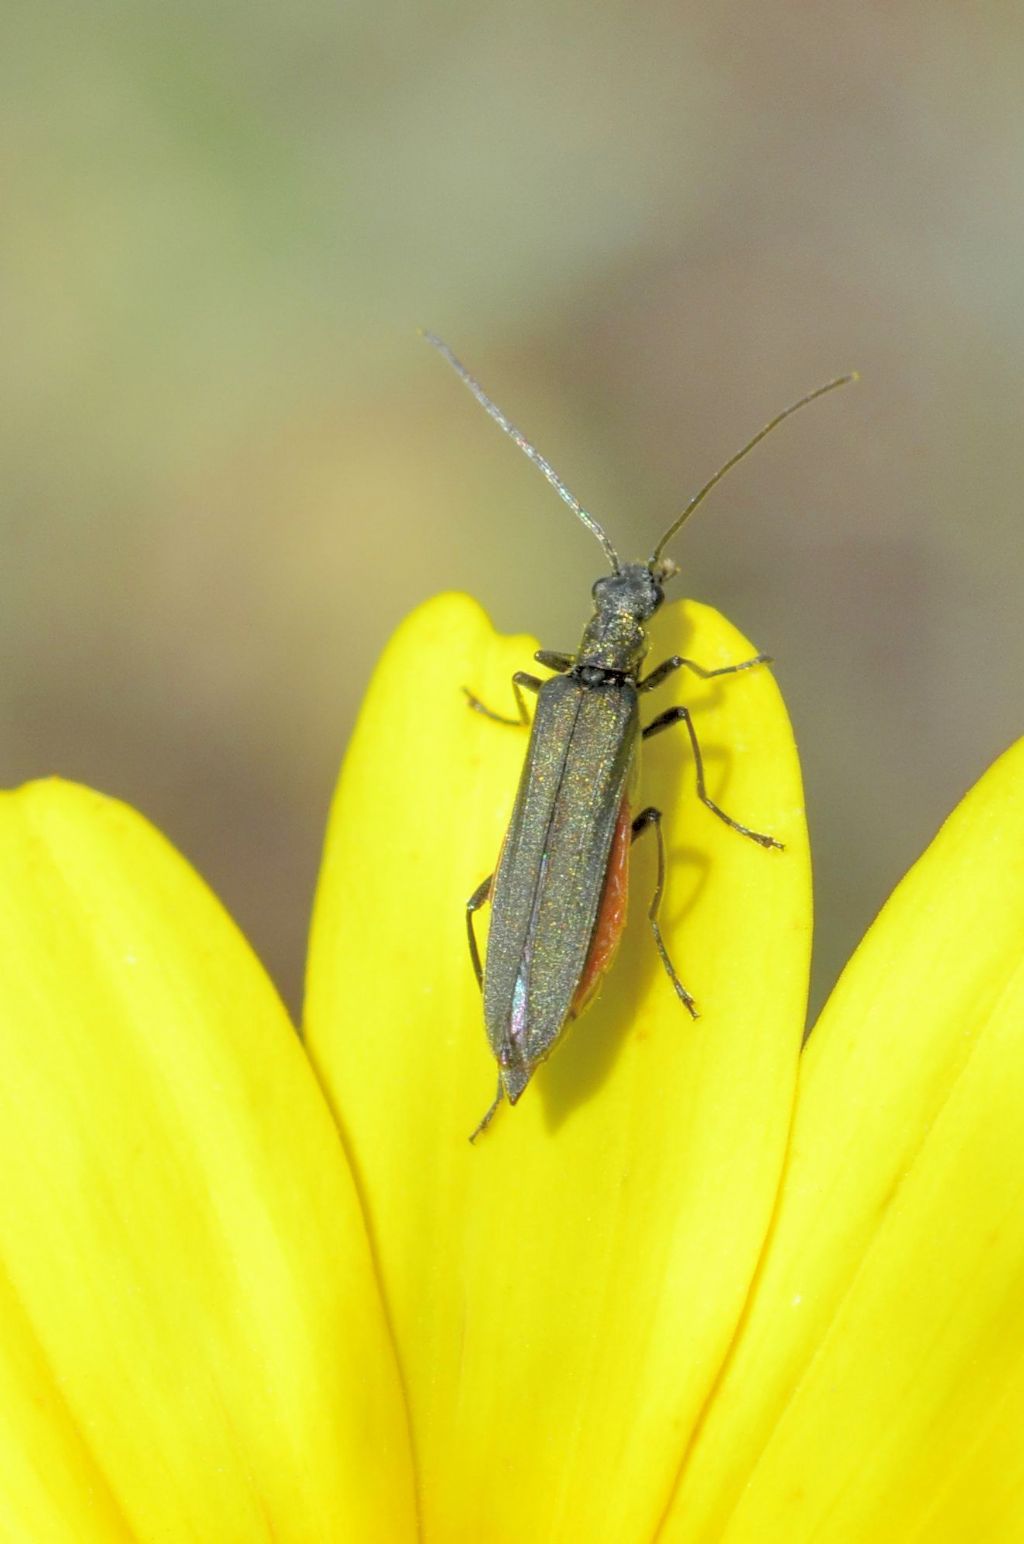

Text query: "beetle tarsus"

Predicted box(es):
[463, 672, 541, 726]
[639, 651, 771, 693]
[466, 875, 493, 991]
[469, 1079, 504, 1143]
[642, 703, 783, 851]
[631, 806, 699, 1017]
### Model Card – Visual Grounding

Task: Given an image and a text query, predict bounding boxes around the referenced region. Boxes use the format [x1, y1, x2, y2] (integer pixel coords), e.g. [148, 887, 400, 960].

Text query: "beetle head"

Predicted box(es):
[592, 562, 665, 623]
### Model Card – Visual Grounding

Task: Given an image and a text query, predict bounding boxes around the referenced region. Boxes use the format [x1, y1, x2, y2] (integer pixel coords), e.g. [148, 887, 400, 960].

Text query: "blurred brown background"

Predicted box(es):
[2, 4, 1021, 1022]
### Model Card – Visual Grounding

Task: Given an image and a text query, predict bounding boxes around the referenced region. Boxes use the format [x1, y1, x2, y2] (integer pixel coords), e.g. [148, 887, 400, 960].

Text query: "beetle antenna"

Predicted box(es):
[422, 330, 621, 573]
[649, 372, 858, 568]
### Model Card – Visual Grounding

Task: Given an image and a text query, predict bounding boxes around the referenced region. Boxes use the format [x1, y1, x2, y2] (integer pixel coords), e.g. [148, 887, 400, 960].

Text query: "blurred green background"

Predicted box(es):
[3, 4, 1021, 1020]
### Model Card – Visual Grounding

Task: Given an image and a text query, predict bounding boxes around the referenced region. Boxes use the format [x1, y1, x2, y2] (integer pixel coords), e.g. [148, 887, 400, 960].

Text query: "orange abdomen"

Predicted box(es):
[571, 794, 631, 1016]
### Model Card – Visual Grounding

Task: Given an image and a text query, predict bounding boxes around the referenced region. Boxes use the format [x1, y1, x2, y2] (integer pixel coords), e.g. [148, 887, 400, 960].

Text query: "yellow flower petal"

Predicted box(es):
[662, 738, 1024, 1541]
[0, 781, 415, 1542]
[306, 592, 811, 1541]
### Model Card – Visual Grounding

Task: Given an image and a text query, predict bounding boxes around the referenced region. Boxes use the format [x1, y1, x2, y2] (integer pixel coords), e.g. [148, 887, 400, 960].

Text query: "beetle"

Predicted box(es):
[423, 334, 853, 1139]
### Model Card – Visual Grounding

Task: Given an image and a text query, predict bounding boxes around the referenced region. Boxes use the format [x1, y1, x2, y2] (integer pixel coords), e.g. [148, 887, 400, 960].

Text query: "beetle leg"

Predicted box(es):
[643, 706, 784, 850]
[533, 649, 575, 673]
[466, 874, 492, 990]
[469, 1078, 505, 1144]
[463, 672, 541, 725]
[639, 652, 771, 693]
[631, 807, 698, 1018]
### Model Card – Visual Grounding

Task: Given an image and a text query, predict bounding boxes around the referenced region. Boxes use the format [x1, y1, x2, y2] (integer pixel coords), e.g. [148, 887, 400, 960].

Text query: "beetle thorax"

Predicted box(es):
[575, 562, 665, 675]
